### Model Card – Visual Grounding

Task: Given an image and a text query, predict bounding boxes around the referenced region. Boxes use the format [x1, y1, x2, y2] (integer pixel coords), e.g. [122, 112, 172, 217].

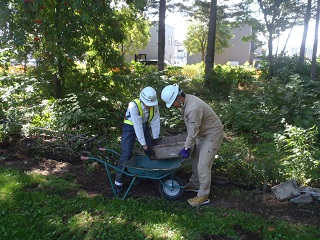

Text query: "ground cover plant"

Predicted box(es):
[1, 57, 320, 239]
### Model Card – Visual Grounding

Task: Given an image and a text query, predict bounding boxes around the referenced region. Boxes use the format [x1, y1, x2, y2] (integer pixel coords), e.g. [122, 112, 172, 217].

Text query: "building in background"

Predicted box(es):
[174, 40, 187, 66]
[125, 24, 263, 67]
[187, 25, 256, 65]
[290, 46, 313, 60]
[125, 23, 175, 65]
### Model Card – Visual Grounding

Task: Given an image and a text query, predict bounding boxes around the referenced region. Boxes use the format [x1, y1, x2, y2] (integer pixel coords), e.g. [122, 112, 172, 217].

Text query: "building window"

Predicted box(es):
[168, 36, 172, 45]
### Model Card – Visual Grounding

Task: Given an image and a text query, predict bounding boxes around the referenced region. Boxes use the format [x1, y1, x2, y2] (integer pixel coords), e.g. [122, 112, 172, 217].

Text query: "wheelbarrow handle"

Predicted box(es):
[98, 148, 121, 156]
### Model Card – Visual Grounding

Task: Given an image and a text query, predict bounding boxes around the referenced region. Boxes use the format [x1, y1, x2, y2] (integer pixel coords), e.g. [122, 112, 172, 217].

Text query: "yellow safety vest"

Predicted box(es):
[124, 99, 154, 125]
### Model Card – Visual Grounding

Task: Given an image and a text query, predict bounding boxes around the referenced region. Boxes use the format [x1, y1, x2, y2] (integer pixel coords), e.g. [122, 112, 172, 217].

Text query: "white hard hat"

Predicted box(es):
[161, 85, 179, 108]
[140, 86, 158, 106]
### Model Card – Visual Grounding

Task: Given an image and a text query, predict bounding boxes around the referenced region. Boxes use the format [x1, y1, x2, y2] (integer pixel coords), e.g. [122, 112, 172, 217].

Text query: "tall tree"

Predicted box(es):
[184, 21, 208, 62]
[118, 6, 151, 56]
[255, 0, 304, 74]
[280, 20, 296, 56]
[299, 0, 312, 64]
[0, 0, 126, 98]
[184, 19, 231, 62]
[180, 0, 256, 64]
[311, 0, 320, 79]
[158, 0, 166, 71]
[144, 0, 177, 71]
[205, 0, 217, 80]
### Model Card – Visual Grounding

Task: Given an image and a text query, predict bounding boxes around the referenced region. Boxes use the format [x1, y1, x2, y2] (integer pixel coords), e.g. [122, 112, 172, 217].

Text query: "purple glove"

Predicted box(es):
[179, 148, 189, 158]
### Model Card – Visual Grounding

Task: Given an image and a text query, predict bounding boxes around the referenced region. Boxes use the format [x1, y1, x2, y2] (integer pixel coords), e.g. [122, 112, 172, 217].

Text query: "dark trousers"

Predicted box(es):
[115, 123, 152, 185]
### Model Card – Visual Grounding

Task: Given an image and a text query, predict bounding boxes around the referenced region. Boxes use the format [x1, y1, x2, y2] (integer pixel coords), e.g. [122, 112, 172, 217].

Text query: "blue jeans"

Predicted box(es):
[115, 123, 152, 185]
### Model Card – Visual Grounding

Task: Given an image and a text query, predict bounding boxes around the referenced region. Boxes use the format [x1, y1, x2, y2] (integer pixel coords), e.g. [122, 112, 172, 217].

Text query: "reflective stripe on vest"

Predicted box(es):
[123, 99, 154, 125]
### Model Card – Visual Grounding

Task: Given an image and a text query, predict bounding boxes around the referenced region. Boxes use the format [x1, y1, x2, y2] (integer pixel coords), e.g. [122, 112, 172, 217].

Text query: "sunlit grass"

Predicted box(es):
[0, 167, 319, 240]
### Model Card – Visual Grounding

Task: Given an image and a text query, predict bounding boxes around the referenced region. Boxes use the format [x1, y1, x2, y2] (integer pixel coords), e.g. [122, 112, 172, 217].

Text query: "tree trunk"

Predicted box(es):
[54, 0, 63, 99]
[202, 48, 205, 62]
[205, 0, 217, 81]
[54, 73, 62, 99]
[281, 22, 296, 56]
[311, 0, 320, 79]
[268, 28, 274, 75]
[249, 29, 256, 65]
[299, 0, 312, 64]
[158, 0, 166, 71]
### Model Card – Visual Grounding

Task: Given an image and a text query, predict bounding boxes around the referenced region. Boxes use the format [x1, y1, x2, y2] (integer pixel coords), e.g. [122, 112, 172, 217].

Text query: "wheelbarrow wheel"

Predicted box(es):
[159, 175, 185, 200]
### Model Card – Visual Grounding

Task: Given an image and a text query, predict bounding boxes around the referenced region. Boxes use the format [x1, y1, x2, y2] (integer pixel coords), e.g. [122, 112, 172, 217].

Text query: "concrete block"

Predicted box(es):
[289, 193, 314, 203]
[271, 180, 301, 201]
[310, 187, 320, 194]
[300, 187, 320, 201]
[150, 134, 187, 160]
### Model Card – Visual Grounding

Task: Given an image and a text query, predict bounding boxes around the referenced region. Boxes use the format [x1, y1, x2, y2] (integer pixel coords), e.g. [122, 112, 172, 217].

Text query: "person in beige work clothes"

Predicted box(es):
[161, 85, 224, 206]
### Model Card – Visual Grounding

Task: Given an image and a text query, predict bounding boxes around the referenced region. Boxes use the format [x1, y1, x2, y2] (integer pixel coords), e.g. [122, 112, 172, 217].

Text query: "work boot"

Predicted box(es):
[184, 182, 199, 193]
[187, 195, 210, 206]
[115, 185, 123, 194]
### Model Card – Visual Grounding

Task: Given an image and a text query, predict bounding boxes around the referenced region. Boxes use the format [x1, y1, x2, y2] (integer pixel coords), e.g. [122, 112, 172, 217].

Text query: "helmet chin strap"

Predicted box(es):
[179, 99, 184, 107]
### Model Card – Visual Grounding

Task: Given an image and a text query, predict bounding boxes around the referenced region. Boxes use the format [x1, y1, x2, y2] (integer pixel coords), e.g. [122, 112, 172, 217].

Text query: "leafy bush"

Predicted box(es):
[216, 135, 282, 188]
[221, 72, 320, 143]
[274, 121, 320, 186]
[206, 65, 256, 100]
[180, 62, 205, 79]
[52, 92, 124, 134]
[0, 75, 48, 141]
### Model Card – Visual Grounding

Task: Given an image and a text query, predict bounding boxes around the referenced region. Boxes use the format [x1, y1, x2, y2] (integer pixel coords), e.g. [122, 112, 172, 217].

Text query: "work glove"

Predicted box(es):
[144, 148, 151, 156]
[152, 137, 161, 146]
[179, 148, 189, 159]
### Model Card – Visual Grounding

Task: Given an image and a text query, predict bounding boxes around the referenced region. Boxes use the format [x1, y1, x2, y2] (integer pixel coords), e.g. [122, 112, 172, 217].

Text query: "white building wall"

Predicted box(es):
[187, 25, 252, 65]
[125, 23, 175, 64]
[215, 25, 251, 65]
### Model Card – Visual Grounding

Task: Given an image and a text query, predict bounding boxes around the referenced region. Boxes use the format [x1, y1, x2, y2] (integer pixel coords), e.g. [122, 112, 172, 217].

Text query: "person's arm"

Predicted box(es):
[129, 102, 146, 146]
[184, 109, 202, 149]
[149, 105, 160, 139]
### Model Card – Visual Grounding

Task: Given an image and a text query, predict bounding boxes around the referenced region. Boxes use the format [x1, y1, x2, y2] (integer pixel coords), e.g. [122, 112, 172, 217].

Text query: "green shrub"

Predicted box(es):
[274, 121, 320, 186]
[221, 72, 320, 143]
[206, 65, 256, 100]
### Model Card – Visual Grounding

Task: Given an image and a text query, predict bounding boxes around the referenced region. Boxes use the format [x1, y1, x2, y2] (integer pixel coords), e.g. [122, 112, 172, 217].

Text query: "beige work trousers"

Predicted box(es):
[189, 132, 224, 197]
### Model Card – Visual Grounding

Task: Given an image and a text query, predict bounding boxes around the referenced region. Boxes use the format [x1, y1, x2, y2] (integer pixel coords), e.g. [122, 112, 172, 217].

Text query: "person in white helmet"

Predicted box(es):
[161, 85, 224, 206]
[115, 86, 160, 194]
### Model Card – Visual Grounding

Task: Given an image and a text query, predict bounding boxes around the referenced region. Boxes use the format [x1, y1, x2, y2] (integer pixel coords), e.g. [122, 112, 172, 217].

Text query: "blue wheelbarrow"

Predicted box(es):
[81, 148, 186, 200]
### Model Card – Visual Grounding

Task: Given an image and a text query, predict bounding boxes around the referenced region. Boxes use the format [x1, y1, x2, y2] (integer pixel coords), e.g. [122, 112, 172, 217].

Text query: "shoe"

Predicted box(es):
[187, 195, 210, 206]
[184, 183, 199, 193]
[115, 185, 123, 194]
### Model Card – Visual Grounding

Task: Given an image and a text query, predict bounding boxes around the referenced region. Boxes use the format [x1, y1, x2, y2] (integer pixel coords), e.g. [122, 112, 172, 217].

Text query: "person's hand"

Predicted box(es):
[144, 148, 151, 156]
[179, 148, 189, 158]
[152, 137, 161, 145]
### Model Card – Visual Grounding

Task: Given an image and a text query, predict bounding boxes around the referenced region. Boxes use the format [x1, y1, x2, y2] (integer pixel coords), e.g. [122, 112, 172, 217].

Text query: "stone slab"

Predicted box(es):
[290, 193, 314, 203]
[271, 180, 301, 201]
[150, 134, 187, 160]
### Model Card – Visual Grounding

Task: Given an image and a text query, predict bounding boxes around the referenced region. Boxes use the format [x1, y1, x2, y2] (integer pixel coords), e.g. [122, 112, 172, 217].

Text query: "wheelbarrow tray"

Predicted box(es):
[123, 155, 184, 178]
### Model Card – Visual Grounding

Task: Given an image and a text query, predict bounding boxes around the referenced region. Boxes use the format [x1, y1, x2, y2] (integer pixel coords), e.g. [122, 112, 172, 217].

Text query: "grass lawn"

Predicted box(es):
[1, 166, 320, 240]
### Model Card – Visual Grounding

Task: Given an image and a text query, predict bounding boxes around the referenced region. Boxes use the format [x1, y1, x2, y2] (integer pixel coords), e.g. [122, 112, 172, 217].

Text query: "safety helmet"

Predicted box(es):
[140, 86, 158, 106]
[161, 85, 179, 108]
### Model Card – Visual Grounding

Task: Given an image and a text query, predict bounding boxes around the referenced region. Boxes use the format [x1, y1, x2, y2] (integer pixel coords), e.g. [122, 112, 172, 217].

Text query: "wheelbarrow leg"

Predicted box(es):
[104, 163, 137, 200]
[122, 176, 138, 200]
[104, 163, 119, 198]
